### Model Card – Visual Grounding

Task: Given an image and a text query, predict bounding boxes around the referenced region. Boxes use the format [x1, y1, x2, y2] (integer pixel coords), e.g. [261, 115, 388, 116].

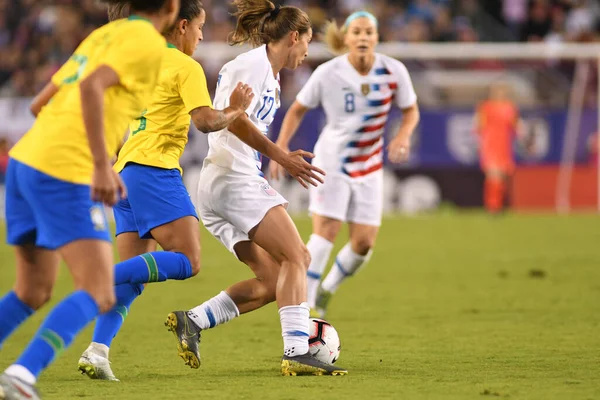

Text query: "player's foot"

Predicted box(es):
[312, 287, 333, 318]
[281, 353, 347, 376]
[165, 311, 202, 369]
[77, 350, 119, 381]
[0, 373, 41, 400]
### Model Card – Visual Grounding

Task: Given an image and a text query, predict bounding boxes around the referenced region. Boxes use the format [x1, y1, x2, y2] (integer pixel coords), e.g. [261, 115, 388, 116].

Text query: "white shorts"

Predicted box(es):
[197, 164, 288, 257]
[309, 170, 383, 227]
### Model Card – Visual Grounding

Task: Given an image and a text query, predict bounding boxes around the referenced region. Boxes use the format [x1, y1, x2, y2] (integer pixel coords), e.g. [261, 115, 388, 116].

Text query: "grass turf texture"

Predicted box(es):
[0, 213, 599, 399]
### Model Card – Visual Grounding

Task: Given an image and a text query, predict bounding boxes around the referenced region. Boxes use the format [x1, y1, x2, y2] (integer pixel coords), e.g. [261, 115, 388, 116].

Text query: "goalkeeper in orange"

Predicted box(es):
[475, 82, 528, 214]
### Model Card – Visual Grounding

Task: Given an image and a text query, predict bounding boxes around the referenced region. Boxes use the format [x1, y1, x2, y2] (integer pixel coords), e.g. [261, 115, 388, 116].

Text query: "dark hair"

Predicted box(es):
[106, 0, 203, 24]
[100, 0, 171, 13]
[178, 0, 204, 21]
[106, 3, 131, 21]
[229, 0, 311, 47]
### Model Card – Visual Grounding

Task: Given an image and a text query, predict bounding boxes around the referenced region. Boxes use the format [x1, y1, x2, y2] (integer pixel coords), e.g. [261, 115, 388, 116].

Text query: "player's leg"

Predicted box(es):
[483, 166, 506, 214]
[94, 233, 156, 350]
[79, 230, 155, 381]
[167, 241, 280, 368]
[306, 215, 342, 311]
[0, 158, 61, 348]
[111, 165, 199, 286]
[3, 240, 114, 392]
[2, 168, 115, 393]
[250, 206, 347, 375]
[187, 240, 280, 324]
[0, 245, 60, 348]
[89, 199, 157, 355]
[315, 172, 383, 317]
[305, 175, 349, 310]
[316, 222, 379, 315]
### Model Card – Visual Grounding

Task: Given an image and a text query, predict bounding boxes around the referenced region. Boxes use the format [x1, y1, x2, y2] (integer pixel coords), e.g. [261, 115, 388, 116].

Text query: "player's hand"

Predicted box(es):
[229, 82, 254, 112]
[279, 150, 326, 189]
[91, 164, 127, 206]
[387, 136, 411, 163]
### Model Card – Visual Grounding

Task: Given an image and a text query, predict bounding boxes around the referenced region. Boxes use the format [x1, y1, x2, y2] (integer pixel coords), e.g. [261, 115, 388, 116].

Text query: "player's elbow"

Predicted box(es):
[79, 76, 101, 98]
[191, 108, 218, 133]
[403, 103, 420, 124]
[289, 101, 309, 118]
[192, 118, 210, 133]
[29, 102, 41, 118]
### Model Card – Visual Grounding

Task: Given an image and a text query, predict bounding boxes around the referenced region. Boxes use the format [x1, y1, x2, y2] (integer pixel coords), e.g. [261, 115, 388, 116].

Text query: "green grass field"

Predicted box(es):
[1, 213, 599, 400]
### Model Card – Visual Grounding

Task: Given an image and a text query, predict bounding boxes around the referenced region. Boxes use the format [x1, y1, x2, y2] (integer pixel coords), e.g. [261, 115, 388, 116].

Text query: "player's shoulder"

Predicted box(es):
[376, 53, 409, 73]
[169, 47, 204, 72]
[223, 45, 270, 76]
[314, 55, 346, 74]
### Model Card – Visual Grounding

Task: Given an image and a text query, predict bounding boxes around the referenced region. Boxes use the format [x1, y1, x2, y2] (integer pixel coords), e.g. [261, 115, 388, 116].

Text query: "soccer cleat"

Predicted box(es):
[281, 353, 347, 376]
[0, 373, 41, 400]
[312, 287, 333, 319]
[165, 311, 202, 369]
[77, 350, 119, 381]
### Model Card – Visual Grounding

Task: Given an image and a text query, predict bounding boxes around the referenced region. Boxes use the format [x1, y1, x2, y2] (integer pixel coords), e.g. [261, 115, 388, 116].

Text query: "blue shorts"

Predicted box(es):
[5, 159, 111, 250]
[113, 163, 198, 239]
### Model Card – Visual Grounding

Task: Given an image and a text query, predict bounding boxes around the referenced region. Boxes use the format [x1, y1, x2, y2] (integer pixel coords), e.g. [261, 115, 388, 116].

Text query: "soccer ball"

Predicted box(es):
[308, 318, 341, 364]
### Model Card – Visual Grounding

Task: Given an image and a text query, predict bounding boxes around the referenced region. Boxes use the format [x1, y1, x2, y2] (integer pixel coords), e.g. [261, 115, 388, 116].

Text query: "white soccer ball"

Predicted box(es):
[308, 318, 341, 364]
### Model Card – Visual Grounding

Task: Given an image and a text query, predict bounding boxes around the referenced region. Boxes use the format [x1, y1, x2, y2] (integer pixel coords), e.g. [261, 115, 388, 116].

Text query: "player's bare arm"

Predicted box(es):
[388, 102, 420, 163]
[190, 82, 254, 133]
[30, 82, 59, 117]
[80, 65, 127, 205]
[270, 100, 310, 180]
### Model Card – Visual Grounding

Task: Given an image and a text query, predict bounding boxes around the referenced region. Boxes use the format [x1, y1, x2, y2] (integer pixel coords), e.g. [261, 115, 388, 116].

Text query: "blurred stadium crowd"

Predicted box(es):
[0, 0, 599, 98]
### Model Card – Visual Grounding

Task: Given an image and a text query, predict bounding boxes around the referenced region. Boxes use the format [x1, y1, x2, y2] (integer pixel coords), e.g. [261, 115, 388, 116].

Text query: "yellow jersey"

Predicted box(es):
[113, 44, 212, 174]
[10, 16, 166, 185]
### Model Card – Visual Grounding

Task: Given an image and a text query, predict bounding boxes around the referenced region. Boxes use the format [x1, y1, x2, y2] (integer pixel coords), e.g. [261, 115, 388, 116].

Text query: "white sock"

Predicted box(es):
[306, 234, 334, 308]
[279, 302, 310, 357]
[321, 243, 371, 294]
[88, 342, 109, 358]
[187, 291, 240, 330]
[5, 364, 36, 385]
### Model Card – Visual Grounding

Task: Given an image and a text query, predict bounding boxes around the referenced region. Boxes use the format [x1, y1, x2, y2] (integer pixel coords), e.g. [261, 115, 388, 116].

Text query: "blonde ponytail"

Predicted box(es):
[323, 20, 346, 55]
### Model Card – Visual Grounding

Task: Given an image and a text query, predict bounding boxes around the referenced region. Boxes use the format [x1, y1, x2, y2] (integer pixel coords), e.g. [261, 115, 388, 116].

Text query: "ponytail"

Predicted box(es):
[229, 0, 311, 47]
[323, 20, 346, 55]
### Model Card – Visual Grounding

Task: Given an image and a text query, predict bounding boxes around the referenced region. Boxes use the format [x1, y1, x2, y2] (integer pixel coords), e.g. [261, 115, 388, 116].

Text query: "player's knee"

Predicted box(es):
[15, 285, 53, 310]
[317, 227, 338, 243]
[281, 244, 310, 271]
[351, 237, 375, 256]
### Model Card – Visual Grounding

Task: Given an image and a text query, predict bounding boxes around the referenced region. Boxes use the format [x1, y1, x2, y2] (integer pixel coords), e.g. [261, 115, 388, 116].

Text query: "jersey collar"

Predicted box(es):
[167, 43, 177, 49]
[128, 15, 151, 23]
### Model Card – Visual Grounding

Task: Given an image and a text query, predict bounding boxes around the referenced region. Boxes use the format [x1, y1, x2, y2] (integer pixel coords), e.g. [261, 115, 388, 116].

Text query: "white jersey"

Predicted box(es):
[204, 45, 280, 176]
[296, 53, 417, 179]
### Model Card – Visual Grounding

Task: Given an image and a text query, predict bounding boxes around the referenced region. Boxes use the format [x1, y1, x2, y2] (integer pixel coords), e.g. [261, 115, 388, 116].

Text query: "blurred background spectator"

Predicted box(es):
[0, 0, 598, 97]
[0, 0, 598, 212]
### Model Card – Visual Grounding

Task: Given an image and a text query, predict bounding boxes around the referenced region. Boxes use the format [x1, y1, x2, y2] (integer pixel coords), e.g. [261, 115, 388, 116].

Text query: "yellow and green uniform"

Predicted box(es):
[113, 43, 212, 239]
[10, 16, 166, 185]
[114, 43, 213, 174]
[6, 15, 166, 250]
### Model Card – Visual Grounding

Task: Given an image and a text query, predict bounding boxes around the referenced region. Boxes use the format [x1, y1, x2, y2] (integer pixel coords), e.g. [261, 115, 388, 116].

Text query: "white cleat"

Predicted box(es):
[77, 350, 119, 382]
[0, 373, 41, 400]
